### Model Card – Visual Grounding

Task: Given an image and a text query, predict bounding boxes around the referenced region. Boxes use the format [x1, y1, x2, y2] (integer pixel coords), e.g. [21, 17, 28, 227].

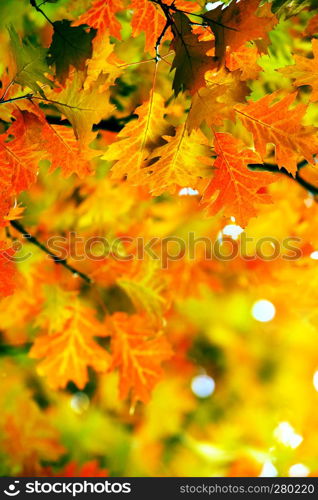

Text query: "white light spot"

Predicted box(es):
[310, 251, 318, 260]
[70, 392, 90, 414]
[191, 374, 215, 398]
[304, 197, 314, 208]
[313, 370, 318, 391]
[259, 461, 278, 477]
[274, 422, 303, 449]
[251, 299, 276, 322]
[205, 1, 223, 10]
[289, 464, 310, 477]
[222, 224, 244, 240]
[178, 187, 199, 196]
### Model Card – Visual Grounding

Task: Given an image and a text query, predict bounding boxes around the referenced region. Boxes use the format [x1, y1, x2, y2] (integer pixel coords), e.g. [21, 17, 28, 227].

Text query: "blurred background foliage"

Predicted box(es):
[1, 0, 318, 479]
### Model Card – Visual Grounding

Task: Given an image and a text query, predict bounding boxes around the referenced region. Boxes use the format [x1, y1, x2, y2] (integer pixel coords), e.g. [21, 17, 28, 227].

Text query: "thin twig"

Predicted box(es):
[10, 220, 93, 284]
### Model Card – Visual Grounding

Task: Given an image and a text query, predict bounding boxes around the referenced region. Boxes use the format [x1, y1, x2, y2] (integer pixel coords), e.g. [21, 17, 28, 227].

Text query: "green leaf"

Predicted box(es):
[48, 20, 96, 83]
[271, 0, 318, 15]
[8, 25, 53, 97]
[171, 12, 215, 96]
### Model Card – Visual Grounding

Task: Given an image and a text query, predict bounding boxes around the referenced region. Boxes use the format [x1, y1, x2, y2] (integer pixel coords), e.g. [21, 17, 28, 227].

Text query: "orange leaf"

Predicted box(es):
[0, 242, 16, 298]
[188, 71, 248, 130]
[30, 301, 111, 389]
[235, 92, 318, 175]
[279, 39, 318, 102]
[205, 0, 277, 65]
[225, 44, 261, 81]
[74, 0, 124, 39]
[53, 460, 108, 477]
[202, 133, 276, 227]
[108, 313, 173, 404]
[106, 92, 168, 181]
[131, 0, 167, 55]
[140, 125, 212, 195]
[0, 110, 45, 195]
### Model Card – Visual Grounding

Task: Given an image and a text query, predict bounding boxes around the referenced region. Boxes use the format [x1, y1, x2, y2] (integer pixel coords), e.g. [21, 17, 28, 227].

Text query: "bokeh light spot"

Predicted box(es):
[70, 392, 90, 414]
[191, 374, 215, 398]
[289, 464, 310, 477]
[252, 299, 276, 322]
[259, 461, 278, 477]
[274, 422, 303, 449]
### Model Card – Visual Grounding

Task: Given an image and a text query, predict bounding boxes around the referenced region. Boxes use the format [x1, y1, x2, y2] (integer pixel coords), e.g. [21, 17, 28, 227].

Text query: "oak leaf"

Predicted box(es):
[225, 44, 262, 81]
[8, 25, 52, 97]
[117, 261, 167, 322]
[47, 71, 114, 145]
[48, 20, 96, 83]
[205, 0, 277, 65]
[0, 110, 45, 195]
[279, 39, 318, 102]
[202, 133, 276, 227]
[140, 125, 213, 195]
[235, 92, 318, 176]
[108, 312, 173, 404]
[29, 301, 111, 389]
[187, 71, 248, 131]
[74, 0, 124, 39]
[131, 0, 166, 55]
[171, 12, 215, 96]
[106, 92, 168, 181]
[0, 242, 16, 298]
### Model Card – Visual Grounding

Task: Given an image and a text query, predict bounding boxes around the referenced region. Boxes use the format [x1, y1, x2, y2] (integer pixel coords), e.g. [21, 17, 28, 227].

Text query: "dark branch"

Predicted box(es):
[10, 220, 93, 284]
[29, 0, 55, 27]
[150, 0, 238, 32]
[248, 160, 318, 196]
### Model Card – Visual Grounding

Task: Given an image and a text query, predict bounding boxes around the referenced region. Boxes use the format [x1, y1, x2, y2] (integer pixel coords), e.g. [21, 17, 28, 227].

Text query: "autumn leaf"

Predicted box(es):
[306, 14, 318, 37]
[171, 12, 215, 96]
[48, 20, 96, 83]
[85, 35, 123, 89]
[35, 285, 77, 335]
[52, 460, 108, 477]
[140, 124, 213, 195]
[202, 133, 276, 227]
[8, 25, 52, 97]
[2, 398, 64, 475]
[3, 203, 24, 223]
[131, 0, 167, 55]
[108, 312, 173, 404]
[225, 44, 262, 81]
[205, 0, 277, 65]
[0, 110, 45, 195]
[116, 261, 167, 322]
[47, 71, 114, 145]
[187, 70, 248, 131]
[106, 92, 168, 181]
[0, 242, 16, 298]
[29, 301, 111, 389]
[235, 92, 318, 175]
[279, 39, 318, 102]
[74, 0, 124, 39]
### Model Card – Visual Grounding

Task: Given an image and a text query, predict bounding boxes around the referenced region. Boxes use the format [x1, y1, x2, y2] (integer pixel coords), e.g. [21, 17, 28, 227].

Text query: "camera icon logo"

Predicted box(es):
[4, 481, 20, 496]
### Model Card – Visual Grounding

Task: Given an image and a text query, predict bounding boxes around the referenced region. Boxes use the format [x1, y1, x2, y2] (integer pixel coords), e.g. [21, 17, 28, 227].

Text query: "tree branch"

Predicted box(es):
[150, 0, 238, 32]
[10, 220, 93, 284]
[248, 160, 318, 196]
